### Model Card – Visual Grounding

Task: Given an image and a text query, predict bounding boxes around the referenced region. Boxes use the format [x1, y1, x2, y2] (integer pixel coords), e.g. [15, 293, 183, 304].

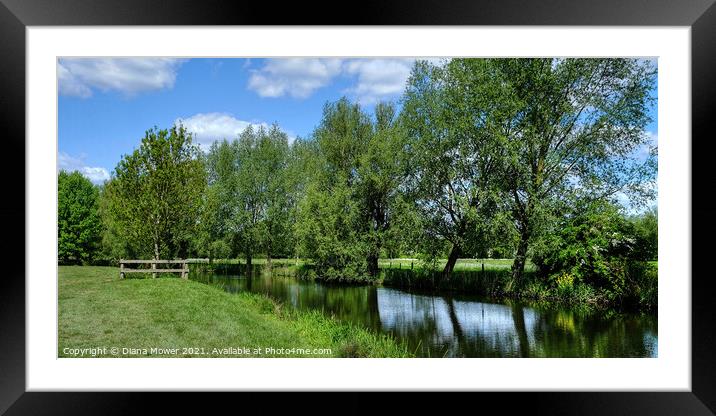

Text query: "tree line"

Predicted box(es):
[59, 58, 658, 289]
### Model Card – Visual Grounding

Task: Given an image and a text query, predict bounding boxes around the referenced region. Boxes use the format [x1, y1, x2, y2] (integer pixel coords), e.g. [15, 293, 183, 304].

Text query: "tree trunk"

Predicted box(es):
[266, 240, 272, 269]
[153, 217, 161, 260]
[442, 244, 461, 279]
[246, 252, 252, 276]
[367, 199, 385, 278]
[367, 251, 379, 277]
[512, 228, 530, 283]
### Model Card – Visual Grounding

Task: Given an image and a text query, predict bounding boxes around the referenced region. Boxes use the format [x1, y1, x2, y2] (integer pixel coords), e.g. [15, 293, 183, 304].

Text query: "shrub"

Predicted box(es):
[625, 261, 658, 310]
[533, 200, 641, 303]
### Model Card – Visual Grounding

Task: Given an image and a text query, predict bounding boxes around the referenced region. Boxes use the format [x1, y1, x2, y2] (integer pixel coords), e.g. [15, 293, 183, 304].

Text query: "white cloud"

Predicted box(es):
[58, 63, 92, 98]
[58, 152, 110, 184]
[342, 59, 417, 104]
[58, 58, 185, 98]
[248, 58, 344, 98]
[247, 57, 447, 103]
[176, 112, 295, 149]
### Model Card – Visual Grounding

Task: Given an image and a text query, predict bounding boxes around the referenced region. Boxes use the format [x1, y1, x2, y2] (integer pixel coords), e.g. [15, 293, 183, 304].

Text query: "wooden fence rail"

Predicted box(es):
[120, 259, 190, 279]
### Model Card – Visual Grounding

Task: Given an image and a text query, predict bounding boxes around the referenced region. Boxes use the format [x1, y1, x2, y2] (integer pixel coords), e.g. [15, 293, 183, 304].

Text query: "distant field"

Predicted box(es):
[196, 257, 535, 271]
[378, 258, 537, 272]
[191, 258, 306, 266]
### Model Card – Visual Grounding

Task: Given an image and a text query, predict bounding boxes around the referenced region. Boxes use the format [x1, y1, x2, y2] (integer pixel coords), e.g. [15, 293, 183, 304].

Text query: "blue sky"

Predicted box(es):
[58, 58, 657, 184]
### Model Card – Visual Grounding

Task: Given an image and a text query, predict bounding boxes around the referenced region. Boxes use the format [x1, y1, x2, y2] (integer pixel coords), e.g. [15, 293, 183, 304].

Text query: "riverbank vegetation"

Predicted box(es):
[58, 58, 658, 311]
[59, 266, 410, 357]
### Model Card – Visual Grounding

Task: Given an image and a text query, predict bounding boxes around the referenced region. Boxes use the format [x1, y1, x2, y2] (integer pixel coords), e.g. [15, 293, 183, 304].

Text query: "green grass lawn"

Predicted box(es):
[58, 266, 409, 358]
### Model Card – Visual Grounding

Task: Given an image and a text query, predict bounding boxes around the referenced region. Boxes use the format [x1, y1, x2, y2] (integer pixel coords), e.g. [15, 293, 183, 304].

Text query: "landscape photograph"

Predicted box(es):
[58, 57, 658, 358]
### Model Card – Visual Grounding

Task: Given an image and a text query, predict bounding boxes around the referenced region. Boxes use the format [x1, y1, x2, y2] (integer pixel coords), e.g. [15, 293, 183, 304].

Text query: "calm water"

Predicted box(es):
[194, 272, 658, 358]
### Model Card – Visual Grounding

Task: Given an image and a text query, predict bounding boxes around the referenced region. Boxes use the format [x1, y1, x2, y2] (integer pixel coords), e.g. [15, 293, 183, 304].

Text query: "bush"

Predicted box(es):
[625, 261, 658, 310]
[533, 201, 641, 303]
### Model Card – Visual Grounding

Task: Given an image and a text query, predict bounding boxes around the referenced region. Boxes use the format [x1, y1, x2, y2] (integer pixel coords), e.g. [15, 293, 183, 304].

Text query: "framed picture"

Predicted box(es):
[3, 0, 713, 413]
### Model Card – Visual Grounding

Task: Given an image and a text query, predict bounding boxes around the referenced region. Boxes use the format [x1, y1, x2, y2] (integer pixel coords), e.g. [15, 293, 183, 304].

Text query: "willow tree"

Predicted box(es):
[402, 59, 509, 278]
[200, 139, 240, 261]
[230, 125, 292, 268]
[314, 97, 373, 186]
[255, 125, 292, 265]
[294, 98, 373, 280]
[102, 125, 206, 260]
[356, 102, 407, 276]
[496, 58, 657, 282]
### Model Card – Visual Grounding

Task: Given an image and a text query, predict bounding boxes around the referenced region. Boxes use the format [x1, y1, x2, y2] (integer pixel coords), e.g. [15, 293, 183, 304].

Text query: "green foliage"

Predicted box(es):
[630, 207, 658, 260]
[493, 58, 657, 281]
[626, 260, 658, 310]
[402, 59, 509, 273]
[355, 102, 407, 275]
[381, 266, 536, 296]
[58, 170, 102, 264]
[533, 200, 652, 304]
[553, 271, 575, 293]
[295, 180, 370, 282]
[236, 125, 293, 262]
[314, 97, 372, 183]
[294, 98, 409, 281]
[200, 125, 293, 264]
[100, 125, 206, 259]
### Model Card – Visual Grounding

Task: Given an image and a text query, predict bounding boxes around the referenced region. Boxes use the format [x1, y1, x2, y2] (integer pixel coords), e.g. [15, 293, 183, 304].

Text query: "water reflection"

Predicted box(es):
[195, 273, 657, 358]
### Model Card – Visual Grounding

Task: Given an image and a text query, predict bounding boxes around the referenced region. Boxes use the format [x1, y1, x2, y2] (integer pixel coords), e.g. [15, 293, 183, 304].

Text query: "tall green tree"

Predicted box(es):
[201, 125, 293, 266]
[495, 58, 657, 282]
[201, 139, 240, 260]
[255, 125, 292, 264]
[314, 97, 373, 186]
[295, 177, 367, 281]
[232, 125, 291, 267]
[102, 125, 206, 260]
[295, 98, 373, 279]
[295, 98, 407, 279]
[356, 102, 407, 276]
[58, 170, 102, 264]
[402, 59, 509, 277]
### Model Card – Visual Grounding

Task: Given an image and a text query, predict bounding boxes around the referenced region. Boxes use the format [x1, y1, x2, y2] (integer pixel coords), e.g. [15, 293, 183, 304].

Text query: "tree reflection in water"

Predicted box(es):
[196, 273, 657, 358]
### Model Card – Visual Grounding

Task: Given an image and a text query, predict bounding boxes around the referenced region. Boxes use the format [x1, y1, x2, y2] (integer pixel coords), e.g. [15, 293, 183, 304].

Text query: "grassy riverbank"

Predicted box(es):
[58, 266, 410, 358]
[380, 260, 657, 312]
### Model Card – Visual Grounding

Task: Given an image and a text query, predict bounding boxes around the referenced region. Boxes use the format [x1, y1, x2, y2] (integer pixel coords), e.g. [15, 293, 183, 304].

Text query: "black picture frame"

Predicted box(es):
[2, 0, 713, 413]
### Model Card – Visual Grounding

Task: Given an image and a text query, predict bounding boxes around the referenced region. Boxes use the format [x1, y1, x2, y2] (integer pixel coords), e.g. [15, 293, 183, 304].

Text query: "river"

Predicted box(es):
[193, 272, 657, 358]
